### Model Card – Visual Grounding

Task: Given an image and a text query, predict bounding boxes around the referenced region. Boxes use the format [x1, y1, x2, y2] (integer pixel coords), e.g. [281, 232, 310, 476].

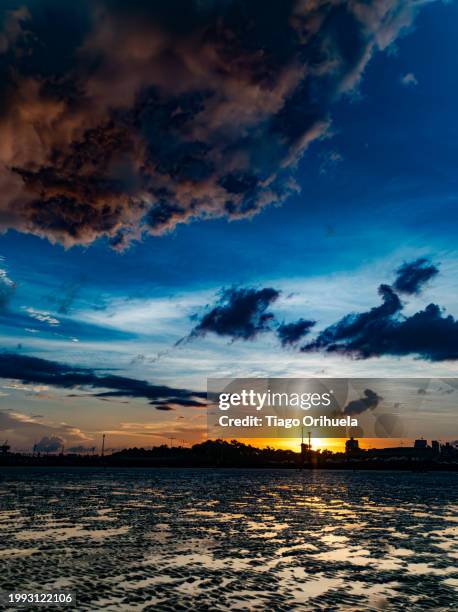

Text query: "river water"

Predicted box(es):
[0, 468, 457, 610]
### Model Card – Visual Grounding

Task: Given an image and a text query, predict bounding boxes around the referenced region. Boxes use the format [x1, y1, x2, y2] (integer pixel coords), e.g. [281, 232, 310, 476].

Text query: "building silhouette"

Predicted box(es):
[345, 437, 360, 456]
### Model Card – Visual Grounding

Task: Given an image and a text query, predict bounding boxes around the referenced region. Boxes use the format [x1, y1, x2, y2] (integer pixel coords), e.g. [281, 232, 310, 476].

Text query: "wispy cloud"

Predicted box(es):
[0, 260, 15, 310]
[0, 409, 91, 450]
[24, 307, 60, 326]
[401, 72, 418, 86]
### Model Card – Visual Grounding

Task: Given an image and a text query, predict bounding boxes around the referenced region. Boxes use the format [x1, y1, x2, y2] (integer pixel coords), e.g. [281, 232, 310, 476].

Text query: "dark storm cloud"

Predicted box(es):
[152, 397, 206, 407]
[302, 281, 458, 361]
[0, 352, 205, 403]
[277, 318, 315, 346]
[94, 392, 206, 410]
[393, 258, 439, 295]
[304, 284, 402, 354]
[188, 260, 457, 361]
[0, 0, 425, 246]
[189, 287, 280, 341]
[342, 389, 382, 415]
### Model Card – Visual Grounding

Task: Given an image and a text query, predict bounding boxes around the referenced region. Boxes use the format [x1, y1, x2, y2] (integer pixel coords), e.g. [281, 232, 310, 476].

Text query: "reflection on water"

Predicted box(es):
[0, 469, 457, 611]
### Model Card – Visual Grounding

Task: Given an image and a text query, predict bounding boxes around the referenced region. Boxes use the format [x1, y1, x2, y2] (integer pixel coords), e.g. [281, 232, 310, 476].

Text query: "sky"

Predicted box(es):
[0, 0, 458, 452]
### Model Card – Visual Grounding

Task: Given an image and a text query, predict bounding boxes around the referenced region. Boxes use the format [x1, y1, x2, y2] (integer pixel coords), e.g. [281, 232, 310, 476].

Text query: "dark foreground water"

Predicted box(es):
[0, 469, 457, 611]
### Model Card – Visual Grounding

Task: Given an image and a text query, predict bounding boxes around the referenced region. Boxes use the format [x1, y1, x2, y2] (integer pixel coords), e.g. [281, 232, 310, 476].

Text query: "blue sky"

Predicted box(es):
[1, 0, 458, 450]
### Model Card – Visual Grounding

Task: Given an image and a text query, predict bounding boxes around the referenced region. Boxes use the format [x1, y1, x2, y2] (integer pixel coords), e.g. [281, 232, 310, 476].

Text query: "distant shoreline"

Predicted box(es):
[3, 438, 457, 471]
[1, 458, 457, 471]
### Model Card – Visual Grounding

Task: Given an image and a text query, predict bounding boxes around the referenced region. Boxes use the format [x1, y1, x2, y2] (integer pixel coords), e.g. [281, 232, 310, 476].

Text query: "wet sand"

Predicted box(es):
[0, 468, 457, 610]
